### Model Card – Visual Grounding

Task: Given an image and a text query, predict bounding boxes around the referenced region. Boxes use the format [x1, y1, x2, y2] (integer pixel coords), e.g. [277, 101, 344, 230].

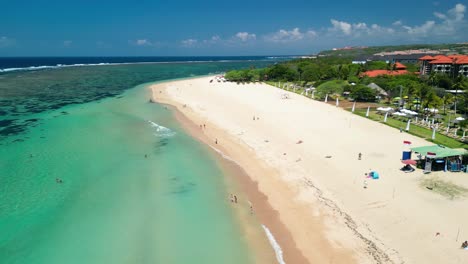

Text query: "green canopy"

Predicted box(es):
[411, 145, 466, 159]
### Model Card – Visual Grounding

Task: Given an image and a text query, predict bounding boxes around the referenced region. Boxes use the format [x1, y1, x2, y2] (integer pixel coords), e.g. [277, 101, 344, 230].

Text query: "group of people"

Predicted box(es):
[230, 194, 254, 215]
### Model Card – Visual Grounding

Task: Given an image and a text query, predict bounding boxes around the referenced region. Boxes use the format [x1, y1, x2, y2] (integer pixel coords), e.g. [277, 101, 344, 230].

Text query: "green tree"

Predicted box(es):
[442, 93, 454, 114]
[350, 85, 377, 102]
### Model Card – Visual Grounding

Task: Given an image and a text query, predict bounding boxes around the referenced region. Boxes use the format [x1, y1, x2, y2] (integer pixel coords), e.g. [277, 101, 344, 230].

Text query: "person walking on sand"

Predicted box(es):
[215, 138, 218, 144]
[358, 152, 362, 160]
[234, 195, 237, 203]
[253, 115, 255, 121]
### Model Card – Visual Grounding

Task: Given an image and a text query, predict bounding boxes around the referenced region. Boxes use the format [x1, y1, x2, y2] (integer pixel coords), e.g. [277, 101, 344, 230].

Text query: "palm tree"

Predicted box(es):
[442, 93, 454, 115]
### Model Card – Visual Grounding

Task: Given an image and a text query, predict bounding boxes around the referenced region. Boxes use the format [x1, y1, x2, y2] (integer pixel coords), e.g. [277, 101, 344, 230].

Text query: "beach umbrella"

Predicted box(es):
[432, 126, 436, 140]
[366, 106, 370, 117]
[324, 94, 328, 103]
[456, 117, 465, 121]
[336, 97, 339, 107]
[401, 159, 417, 165]
[352, 101, 356, 112]
[384, 112, 388, 122]
[405, 119, 411, 131]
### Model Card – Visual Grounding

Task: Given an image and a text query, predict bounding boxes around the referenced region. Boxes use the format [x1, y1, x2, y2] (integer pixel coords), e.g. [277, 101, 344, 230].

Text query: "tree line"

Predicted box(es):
[225, 57, 468, 113]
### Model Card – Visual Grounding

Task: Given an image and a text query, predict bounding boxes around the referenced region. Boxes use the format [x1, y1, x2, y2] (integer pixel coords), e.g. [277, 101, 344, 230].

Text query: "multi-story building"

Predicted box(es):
[419, 55, 468, 77]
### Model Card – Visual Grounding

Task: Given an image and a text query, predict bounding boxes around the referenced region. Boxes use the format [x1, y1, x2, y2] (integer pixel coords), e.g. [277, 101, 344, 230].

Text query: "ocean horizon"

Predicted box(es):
[0, 58, 283, 263]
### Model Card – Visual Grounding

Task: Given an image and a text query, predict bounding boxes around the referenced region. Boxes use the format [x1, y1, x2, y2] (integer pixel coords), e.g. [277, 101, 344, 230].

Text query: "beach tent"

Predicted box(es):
[411, 145, 466, 159]
[411, 145, 466, 172]
[367, 83, 388, 97]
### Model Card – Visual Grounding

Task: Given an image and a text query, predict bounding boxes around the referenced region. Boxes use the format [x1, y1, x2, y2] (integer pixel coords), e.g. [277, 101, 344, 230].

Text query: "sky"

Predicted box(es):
[0, 0, 467, 56]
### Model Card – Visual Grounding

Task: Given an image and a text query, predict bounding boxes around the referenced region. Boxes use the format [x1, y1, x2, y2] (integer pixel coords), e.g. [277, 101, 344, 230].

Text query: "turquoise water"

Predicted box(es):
[0, 61, 277, 263]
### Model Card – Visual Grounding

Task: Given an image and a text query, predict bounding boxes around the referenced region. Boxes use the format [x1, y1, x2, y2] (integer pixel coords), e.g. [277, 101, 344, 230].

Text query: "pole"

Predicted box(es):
[384, 112, 388, 122]
[352, 101, 356, 113]
[336, 97, 339, 107]
[324, 94, 328, 103]
[399, 85, 403, 107]
[432, 126, 436, 140]
[366, 106, 370, 117]
[406, 119, 411, 131]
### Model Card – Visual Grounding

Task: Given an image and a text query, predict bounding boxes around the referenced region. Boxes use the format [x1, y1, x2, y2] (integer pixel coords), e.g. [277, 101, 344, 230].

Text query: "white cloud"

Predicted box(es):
[136, 39, 151, 46]
[434, 12, 447, 19]
[449, 3, 466, 21]
[0, 36, 15, 48]
[401, 3, 466, 37]
[202, 35, 221, 44]
[330, 19, 352, 35]
[264, 28, 316, 43]
[181, 38, 198, 47]
[63, 40, 72, 47]
[392, 20, 403, 26]
[403, 21, 436, 35]
[235, 32, 256, 42]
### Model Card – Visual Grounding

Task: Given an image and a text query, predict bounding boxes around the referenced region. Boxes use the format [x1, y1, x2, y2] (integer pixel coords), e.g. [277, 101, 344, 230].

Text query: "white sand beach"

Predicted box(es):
[151, 76, 468, 264]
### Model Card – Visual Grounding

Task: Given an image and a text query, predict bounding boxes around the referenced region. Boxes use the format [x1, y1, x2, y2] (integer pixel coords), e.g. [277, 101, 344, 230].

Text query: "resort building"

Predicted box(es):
[419, 54, 468, 77]
[361, 62, 410, 78]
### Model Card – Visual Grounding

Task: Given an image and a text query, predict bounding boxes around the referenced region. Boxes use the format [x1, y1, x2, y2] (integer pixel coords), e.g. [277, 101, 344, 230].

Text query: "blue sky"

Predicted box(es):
[1, 0, 467, 56]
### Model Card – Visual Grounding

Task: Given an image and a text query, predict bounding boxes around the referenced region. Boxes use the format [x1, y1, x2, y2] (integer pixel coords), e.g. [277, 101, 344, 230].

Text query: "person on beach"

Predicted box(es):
[234, 195, 238, 203]
[363, 180, 368, 189]
[230, 194, 234, 203]
[462, 240, 468, 249]
[56, 178, 63, 184]
[248, 201, 254, 215]
[358, 152, 362, 160]
[253, 115, 255, 121]
[203, 124, 206, 129]
[215, 138, 218, 144]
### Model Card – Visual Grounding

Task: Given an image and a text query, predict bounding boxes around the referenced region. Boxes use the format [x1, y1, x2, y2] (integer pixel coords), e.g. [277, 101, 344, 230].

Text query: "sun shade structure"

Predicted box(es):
[411, 145, 466, 159]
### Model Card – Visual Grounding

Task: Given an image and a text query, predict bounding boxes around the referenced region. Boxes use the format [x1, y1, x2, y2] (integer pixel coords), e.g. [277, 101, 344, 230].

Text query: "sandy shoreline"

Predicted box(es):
[150, 76, 468, 264]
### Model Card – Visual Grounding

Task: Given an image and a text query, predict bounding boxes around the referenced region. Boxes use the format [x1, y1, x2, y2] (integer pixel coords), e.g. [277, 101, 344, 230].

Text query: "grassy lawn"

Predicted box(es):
[353, 109, 468, 149]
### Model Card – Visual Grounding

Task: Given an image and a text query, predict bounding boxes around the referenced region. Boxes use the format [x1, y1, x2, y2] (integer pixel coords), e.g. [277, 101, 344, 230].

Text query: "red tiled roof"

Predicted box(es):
[455, 58, 468, 65]
[394, 62, 407, 69]
[419, 55, 435, 61]
[361, 70, 410, 78]
[433, 55, 449, 60]
[448, 54, 466, 59]
[429, 57, 454, 64]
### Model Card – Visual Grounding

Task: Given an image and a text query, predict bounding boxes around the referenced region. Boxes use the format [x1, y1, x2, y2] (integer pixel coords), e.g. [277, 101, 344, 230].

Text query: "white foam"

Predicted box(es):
[262, 225, 286, 264]
[208, 146, 242, 167]
[147, 120, 176, 137]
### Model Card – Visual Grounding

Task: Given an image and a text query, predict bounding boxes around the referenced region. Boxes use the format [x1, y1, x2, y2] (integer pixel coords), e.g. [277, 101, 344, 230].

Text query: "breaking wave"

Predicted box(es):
[262, 225, 286, 264]
[147, 120, 176, 137]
